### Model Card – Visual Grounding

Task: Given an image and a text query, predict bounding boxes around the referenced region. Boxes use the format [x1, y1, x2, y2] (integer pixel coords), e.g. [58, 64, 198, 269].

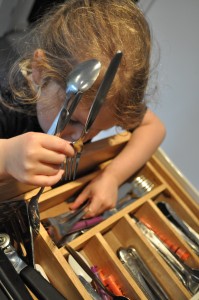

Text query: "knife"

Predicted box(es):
[83, 51, 123, 135]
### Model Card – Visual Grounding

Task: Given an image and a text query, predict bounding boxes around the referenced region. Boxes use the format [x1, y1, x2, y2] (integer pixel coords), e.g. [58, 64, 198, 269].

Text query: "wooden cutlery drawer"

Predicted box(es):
[3, 133, 199, 300]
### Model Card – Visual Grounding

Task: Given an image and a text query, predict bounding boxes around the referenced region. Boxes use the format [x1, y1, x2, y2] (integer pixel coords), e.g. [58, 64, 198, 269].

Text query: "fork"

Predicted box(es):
[65, 51, 123, 181]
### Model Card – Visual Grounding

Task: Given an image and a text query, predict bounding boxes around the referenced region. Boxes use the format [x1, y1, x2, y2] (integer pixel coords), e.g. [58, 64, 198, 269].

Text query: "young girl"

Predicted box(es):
[0, 0, 166, 216]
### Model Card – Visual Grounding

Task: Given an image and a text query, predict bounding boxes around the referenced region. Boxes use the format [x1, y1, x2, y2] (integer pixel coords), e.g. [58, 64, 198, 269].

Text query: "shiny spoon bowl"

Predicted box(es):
[48, 59, 101, 135]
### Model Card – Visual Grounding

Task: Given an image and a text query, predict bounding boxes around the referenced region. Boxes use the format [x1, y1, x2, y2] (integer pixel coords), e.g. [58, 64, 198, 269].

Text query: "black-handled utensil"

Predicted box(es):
[20, 265, 67, 300]
[0, 233, 66, 300]
[157, 201, 199, 247]
[0, 248, 33, 300]
[55, 93, 83, 135]
[84, 51, 123, 134]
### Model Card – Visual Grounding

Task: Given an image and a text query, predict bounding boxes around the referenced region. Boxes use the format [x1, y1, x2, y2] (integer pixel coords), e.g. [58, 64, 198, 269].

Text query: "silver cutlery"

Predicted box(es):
[131, 175, 154, 198]
[43, 174, 155, 245]
[65, 51, 123, 181]
[127, 247, 169, 300]
[117, 247, 157, 300]
[170, 223, 199, 256]
[45, 200, 90, 248]
[133, 217, 199, 295]
[42, 174, 154, 245]
[48, 59, 101, 136]
[157, 201, 199, 248]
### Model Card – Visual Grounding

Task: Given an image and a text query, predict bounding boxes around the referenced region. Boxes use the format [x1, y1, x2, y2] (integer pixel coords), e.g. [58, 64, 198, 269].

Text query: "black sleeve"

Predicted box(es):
[0, 102, 43, 139]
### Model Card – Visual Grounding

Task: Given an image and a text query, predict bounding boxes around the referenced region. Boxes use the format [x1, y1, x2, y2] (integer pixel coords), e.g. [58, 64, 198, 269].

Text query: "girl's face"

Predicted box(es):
[36, 80, 116, 142]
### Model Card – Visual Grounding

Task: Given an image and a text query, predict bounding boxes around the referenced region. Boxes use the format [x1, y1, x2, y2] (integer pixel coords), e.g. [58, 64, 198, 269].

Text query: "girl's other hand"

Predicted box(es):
[69, 172, 119, 217]
[2, 132, 74, 186]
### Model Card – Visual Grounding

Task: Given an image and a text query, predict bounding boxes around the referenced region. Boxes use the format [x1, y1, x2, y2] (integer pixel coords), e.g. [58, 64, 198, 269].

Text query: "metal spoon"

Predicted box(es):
[28, 59, 101, 236]
[48, 59, 101, 135]
[117, 247, 159, 300]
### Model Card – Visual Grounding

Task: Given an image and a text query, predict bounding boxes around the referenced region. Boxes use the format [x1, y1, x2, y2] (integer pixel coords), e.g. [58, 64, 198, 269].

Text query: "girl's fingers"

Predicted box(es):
[40, 134, 74, 156]
[29, 169, 65, 187]
[32, 162, 63, 176]
[23, 132, 74, 161]
[70, 193, 108, 217]
[85, 198, 106, 217]
[37, 149, 66, 165]
[70, 188, 91, 210]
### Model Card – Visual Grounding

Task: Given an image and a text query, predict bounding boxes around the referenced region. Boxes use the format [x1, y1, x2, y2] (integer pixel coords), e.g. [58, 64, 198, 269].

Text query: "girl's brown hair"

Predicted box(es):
[9, 0, 151, 130]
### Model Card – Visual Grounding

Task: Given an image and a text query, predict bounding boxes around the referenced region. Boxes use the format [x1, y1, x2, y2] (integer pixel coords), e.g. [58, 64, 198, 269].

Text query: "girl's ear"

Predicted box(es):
[31, 49, 45, 85]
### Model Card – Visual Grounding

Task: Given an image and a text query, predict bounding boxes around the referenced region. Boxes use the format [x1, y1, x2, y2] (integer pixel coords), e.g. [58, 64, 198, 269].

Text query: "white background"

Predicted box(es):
[144, 0, 199, 192]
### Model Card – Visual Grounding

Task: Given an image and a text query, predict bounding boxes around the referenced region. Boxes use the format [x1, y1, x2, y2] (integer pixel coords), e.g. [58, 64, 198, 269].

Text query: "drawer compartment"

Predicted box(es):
[2, 134, 198, 300]
[102, 216, 190, 300]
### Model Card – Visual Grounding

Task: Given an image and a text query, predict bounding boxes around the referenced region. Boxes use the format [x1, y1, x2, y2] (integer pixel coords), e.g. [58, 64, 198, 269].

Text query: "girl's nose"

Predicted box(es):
[61, 122, 84, 142]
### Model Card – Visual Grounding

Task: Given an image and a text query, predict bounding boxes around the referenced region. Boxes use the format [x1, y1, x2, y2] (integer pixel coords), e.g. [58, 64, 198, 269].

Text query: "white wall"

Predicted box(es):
[0, 0, 34, 37]
[144, 0, 199, 192]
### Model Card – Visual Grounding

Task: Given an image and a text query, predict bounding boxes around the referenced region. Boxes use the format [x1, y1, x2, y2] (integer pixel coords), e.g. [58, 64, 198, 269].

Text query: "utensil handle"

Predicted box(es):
[67, 215, 104, 234]
[157, 202, 199, 246]
[0, 249, 33, 300]
[55, 93, 83, 135]
[84, 51, 123, 133]
[128, 248, 169, 300]
[56, 208, 89, 248]
[47, 110, 62, 135]
[20, 266, 66, 300]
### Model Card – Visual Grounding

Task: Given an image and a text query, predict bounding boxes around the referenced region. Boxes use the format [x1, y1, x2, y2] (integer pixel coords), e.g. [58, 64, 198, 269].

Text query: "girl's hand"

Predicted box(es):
[2, 132, 74, 186]
[69, 171, 119, 217]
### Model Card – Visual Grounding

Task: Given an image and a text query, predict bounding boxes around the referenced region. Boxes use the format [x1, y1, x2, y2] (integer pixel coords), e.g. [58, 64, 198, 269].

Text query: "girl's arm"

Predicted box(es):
[71, 109, 166, 215]
[102, 108, 166, 186]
